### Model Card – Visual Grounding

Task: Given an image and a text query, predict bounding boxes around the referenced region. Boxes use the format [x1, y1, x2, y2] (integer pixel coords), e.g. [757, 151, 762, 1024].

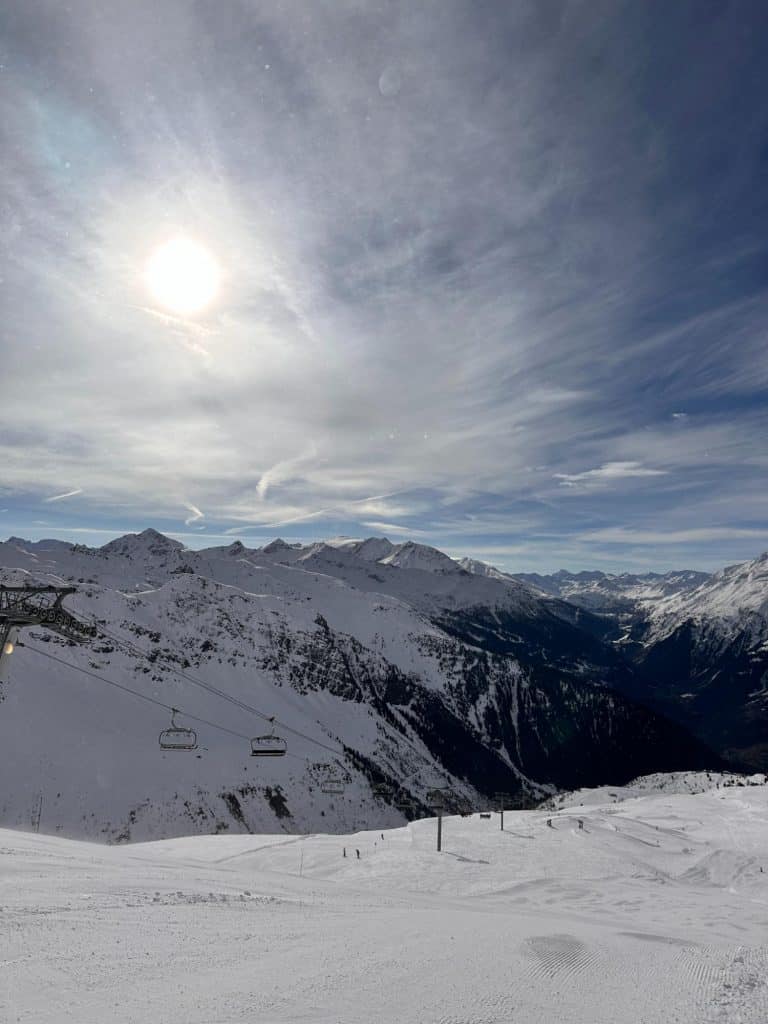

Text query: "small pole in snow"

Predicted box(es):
[437, 810, 442, 852]
[495, 792, 509, 831]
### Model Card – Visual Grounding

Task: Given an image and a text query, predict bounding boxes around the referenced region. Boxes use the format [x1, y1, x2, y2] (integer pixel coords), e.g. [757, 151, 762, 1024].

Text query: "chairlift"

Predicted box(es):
[159, 708, 198, 751]
[318, 764, 345, 795]
[395, 801, 417, 819]
[321, 774, 345, 795]
[427, 786, 449, 809]
[250, 716, 287, 757]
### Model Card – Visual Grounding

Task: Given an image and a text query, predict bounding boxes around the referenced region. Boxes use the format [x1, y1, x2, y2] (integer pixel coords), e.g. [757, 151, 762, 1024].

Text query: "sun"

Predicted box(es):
[144, 237, 221, 316]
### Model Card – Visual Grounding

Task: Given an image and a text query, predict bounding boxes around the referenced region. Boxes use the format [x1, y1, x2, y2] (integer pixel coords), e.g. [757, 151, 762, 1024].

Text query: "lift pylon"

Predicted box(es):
[0, 585, 96, 677]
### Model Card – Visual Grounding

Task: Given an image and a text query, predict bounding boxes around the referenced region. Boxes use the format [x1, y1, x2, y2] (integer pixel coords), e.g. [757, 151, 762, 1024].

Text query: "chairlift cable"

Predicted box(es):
[80, 617, 346, 760]
[21, 642, 256, 744]
[19, 641, 340, 769]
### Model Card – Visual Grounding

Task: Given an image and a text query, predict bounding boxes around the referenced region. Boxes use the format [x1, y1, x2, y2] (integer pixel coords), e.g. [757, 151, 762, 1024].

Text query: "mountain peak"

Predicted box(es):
[100, 529, 184, 557]
[349, 537, 396, 562]
[262, 537, 296, 554]
[380, 541, 462, 574]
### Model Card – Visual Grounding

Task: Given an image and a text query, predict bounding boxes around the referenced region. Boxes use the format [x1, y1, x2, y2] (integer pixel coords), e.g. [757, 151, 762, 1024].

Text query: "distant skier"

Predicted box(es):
[343, 847, 346, 858]
[578, 818, 584, 830]
[547, 818, 553, 828]
[356, 848, 360, 859]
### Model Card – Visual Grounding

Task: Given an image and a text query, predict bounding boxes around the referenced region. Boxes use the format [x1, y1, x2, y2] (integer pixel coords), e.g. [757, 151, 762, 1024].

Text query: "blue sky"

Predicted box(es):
[2, 0, 768, 572]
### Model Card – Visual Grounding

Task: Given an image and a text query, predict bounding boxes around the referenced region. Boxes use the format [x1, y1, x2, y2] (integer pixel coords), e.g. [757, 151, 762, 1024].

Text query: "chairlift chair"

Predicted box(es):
[159, 708, 198, 751]
[250, 716, 287, 757]
[318, 764, 345, 795]
[321, 775, 345, 795]
[394, 789, 416, 810]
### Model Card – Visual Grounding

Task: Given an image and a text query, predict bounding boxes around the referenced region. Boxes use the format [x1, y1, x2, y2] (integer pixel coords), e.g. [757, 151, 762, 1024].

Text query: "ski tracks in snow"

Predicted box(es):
[682, 944, 768, 1024]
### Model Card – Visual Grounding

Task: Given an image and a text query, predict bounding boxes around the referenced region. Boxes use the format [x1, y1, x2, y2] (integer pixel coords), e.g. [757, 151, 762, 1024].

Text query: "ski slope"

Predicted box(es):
[3, 778, 767, 1023]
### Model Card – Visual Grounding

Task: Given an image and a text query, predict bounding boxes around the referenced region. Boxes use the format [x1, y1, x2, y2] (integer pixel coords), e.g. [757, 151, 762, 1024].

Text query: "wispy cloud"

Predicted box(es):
[2, 2, 768, 571]
[183, 504, 204, 526]
[361, 521, 424, 536]
[42, 489, 83, 503]
[554, 463, 668, 487]
[580, 526, 768, 546]
[256, 444, 318, 502]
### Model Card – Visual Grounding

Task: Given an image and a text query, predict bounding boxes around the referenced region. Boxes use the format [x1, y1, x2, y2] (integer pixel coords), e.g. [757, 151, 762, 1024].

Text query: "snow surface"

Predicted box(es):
[3, 776, 768, 1023]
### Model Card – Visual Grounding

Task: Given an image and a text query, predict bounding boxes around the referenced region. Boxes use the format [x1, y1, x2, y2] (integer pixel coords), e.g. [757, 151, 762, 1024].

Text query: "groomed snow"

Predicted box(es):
[3, 778, 767, 1023]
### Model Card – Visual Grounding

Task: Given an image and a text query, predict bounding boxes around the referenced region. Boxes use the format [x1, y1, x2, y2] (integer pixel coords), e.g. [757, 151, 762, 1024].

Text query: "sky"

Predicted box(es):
[2, 0, 768, 573]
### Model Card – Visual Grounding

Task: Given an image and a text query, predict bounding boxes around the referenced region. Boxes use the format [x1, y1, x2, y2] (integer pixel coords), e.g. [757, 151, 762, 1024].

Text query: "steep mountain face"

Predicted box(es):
[0, 532, 718, 841]
[477, 557, 768, 771]
[628, 554, 768, 770]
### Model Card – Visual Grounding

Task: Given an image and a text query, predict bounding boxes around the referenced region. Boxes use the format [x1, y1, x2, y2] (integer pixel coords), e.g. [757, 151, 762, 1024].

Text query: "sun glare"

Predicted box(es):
[144, 237, 221, 316]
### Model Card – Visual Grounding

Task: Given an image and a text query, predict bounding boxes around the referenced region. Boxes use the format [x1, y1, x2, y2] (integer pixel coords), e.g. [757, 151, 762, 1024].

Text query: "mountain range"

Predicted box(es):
[1, 530, 765, 841]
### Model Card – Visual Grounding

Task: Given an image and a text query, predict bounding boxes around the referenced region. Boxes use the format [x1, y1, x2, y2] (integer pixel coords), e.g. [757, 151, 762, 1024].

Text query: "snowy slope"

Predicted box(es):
[0, 531, 720, 841]
[3, 774, 767, 1024]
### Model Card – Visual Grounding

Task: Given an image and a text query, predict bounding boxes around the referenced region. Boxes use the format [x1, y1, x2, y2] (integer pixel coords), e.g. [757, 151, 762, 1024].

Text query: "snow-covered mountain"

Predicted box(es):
[509, 566, 711, 618]
[624, 553, 768, 770]
[647, 552, 768, 632]
[0, 531, 717, 842]
[451, 552, 768, 772]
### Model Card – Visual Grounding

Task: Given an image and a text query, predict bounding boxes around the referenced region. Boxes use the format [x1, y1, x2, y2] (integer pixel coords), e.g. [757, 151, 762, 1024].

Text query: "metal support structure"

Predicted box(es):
[495, 792, 511, 831]
[0, 585, 96, 641]
[427, 786, 448, 853]
[0, 585, 95, 678]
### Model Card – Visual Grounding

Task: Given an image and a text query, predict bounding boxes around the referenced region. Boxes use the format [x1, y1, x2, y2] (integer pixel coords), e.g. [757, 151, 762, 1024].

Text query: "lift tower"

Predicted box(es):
[0, 585, 95, 676]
